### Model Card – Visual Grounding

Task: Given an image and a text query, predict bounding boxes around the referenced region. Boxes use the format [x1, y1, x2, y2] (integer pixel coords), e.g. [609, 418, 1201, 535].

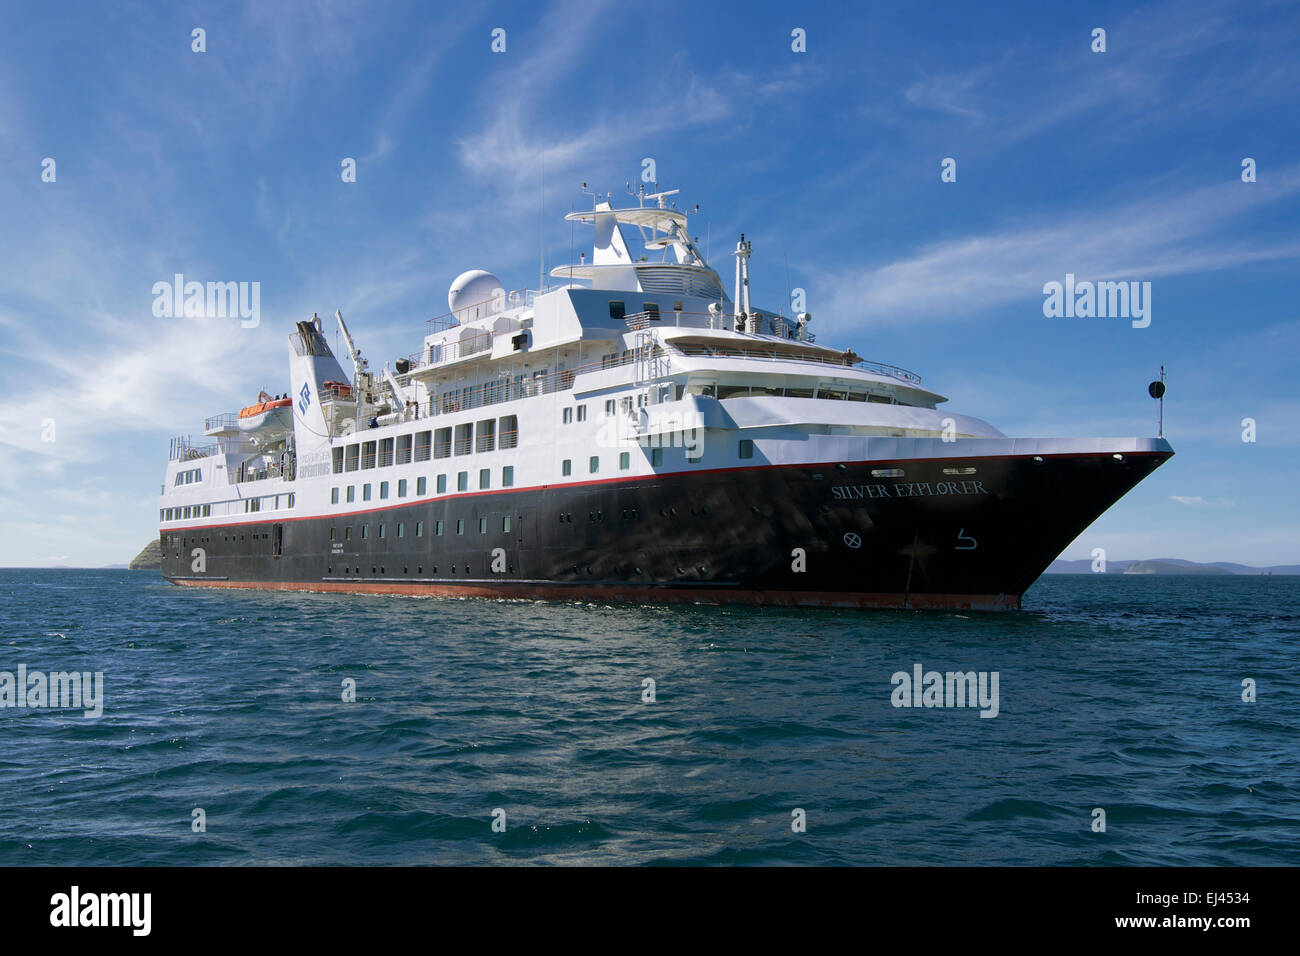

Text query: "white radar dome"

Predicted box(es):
[448, 269, 505, 324]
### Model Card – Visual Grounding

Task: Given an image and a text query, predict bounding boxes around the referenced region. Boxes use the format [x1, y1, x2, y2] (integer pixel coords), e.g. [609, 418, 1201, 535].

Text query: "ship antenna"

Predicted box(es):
[568, 200, 576, 284]
[783, 251, 792, 328]
[539, 160, 545, 293]
[1148, 366, 1167, 438]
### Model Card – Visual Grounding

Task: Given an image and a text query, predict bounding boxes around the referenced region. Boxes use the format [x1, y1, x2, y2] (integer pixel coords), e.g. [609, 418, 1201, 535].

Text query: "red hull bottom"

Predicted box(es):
[168, 577, 1021, 611]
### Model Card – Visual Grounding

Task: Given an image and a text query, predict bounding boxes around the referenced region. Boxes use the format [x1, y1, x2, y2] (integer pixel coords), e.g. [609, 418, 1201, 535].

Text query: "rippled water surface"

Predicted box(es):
[1, 569, 1296, 865]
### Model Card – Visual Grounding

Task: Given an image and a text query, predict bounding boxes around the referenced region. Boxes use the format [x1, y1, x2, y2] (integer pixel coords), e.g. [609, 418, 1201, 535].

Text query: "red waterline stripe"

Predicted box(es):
[162, 447, 1171, 533]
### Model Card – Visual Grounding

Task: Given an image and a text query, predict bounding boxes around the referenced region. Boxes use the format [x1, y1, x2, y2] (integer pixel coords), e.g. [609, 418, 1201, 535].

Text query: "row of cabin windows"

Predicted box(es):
[554, 441, 753, 475]
[331, 415, 518, 474]
[329, 515, 513, 542]
[161, 504, 212, 521]
[243, 493, 294, 514]
[569, 398, 647, 425]
[173, 468, 202, 486]
[160, 493, 296, 522]
[687, 382, 908, 405]
[560, 453, 634, 477]
[332, 467, 515, 505]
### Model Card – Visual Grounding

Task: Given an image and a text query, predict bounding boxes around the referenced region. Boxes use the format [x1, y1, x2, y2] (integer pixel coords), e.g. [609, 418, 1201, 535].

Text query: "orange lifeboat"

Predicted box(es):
[238, 390, 293, 419]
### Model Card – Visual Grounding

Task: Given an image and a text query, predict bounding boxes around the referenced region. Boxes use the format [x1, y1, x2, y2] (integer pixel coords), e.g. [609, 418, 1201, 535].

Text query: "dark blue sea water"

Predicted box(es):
[1, 569, 1296, 866]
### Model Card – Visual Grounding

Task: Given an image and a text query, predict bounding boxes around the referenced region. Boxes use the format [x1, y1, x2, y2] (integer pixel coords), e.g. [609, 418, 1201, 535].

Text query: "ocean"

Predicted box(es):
[1, 569, 1296, 866]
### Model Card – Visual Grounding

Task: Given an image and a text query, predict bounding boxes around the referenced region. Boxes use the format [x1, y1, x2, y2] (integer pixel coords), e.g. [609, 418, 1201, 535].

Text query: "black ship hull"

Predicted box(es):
[161, 449, 1171, 610]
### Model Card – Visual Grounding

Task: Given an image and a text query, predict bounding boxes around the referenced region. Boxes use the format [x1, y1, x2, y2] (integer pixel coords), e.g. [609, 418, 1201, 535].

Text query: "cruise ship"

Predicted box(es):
[157, 186, 1173, 610]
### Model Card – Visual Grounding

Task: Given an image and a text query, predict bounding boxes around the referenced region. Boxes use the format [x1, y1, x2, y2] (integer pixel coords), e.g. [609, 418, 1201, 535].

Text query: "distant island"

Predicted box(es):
[1047, 557, 1300, 575]
[128, 539, 161, 570]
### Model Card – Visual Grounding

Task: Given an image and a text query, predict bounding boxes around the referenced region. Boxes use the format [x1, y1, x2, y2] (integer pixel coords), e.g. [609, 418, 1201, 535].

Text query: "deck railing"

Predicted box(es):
[668, 342, 920, 385]
[624, 309, 815, 342]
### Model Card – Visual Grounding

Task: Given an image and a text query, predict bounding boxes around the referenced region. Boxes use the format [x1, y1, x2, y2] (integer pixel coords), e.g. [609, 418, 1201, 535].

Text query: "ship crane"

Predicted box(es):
[336, 309, 370, 434]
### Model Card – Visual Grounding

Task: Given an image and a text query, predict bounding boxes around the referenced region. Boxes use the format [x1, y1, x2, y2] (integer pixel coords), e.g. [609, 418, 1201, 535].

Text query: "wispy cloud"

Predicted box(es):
[812, 164, 1300, 330]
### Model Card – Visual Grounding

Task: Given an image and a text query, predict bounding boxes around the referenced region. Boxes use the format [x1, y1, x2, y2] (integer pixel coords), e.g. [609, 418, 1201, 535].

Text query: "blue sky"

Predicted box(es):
[0, 0, 1297, 567]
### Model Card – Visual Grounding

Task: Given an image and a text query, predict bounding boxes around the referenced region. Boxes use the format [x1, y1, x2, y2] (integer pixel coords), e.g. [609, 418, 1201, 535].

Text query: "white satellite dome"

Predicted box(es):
[448, 269, 505, 324]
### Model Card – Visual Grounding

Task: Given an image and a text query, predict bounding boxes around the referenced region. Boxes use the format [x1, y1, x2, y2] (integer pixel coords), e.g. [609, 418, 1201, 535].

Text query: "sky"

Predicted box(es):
[0, 0, 1297, 567]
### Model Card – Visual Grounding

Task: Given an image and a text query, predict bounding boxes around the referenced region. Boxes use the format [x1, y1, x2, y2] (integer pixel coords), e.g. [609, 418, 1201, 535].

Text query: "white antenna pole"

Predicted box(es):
[733, 235, 744, 325]
[539, 161, 544, 292]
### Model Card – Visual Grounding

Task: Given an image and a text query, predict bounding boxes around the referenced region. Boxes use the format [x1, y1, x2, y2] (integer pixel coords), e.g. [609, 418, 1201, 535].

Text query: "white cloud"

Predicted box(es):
[810, 164, 1300, 331]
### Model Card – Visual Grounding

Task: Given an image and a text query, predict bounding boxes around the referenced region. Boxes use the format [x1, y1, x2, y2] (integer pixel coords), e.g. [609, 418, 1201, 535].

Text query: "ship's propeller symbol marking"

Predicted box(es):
[843, 532, 863, 550]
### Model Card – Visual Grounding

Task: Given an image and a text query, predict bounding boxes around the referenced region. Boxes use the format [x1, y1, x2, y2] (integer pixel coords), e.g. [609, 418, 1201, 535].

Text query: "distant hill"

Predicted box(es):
[1047, 557, 1300, 575]
[129, 539, 161, 570]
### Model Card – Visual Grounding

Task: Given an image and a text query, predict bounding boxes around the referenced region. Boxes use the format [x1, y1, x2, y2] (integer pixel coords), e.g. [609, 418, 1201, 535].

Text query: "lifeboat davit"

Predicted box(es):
[237, 390, 293, 435]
